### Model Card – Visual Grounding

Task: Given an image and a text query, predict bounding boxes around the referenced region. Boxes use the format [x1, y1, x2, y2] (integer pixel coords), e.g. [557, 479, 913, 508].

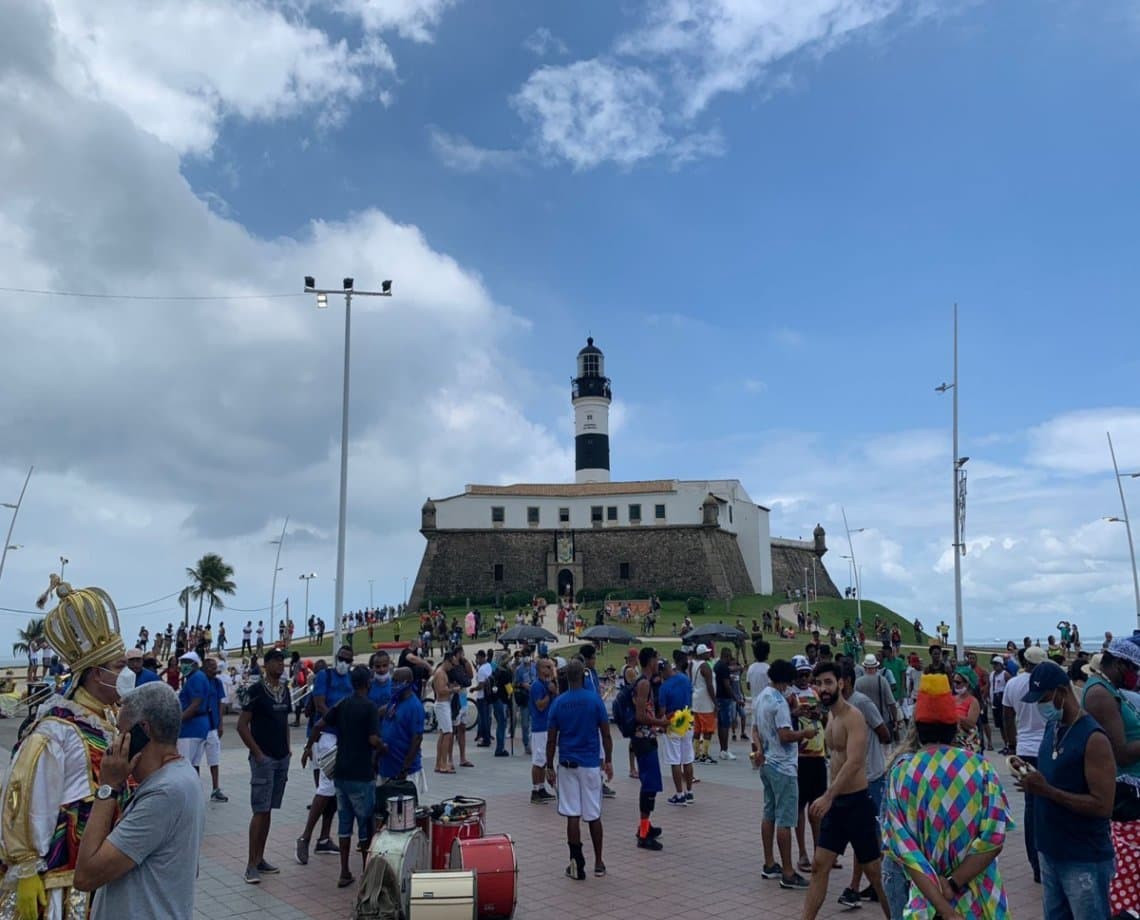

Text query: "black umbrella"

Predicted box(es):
[580, 624, 641, 644]
[683, 622, 745, 642]
[497, 624, 557, 644]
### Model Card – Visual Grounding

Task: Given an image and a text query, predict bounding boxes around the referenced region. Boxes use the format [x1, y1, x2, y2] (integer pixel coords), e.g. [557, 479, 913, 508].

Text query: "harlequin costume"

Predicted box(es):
[0, 577, 128, 920]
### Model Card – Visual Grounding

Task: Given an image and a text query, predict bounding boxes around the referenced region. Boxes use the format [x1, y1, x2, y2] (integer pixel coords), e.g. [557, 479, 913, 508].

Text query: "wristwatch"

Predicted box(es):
[945, 875, 963, 897]
[95, 784, 119, 801]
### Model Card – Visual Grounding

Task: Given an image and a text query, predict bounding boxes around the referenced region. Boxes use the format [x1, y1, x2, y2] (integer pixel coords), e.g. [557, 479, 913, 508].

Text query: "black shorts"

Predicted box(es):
[992, 694, 1004, 729]
[797, 757, 828, 806]
[818, 790, 881, 864]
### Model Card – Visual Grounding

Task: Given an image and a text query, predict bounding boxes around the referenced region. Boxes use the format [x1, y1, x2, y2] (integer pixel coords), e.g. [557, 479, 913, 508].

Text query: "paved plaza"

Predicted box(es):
[0, 718, 1045, 920]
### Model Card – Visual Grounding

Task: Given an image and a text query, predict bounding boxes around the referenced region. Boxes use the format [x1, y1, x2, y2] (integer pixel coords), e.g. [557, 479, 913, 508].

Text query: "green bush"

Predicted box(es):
[686, 597, 706, 616]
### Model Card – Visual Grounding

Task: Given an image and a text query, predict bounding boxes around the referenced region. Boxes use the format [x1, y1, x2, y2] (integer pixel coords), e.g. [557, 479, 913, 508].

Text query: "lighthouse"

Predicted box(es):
[572, 337, 612, 483]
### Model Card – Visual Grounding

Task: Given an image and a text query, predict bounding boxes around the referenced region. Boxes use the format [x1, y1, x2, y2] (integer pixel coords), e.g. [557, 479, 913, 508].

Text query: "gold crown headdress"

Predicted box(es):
[37, 575, 125, 675]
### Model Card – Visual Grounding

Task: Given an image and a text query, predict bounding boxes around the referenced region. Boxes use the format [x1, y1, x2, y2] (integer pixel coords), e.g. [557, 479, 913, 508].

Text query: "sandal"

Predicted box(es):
[438, 768, 456, 774]
[460, 761, 475, 767]
[629, 770, 639, 779]
[337, 874, 355, 888]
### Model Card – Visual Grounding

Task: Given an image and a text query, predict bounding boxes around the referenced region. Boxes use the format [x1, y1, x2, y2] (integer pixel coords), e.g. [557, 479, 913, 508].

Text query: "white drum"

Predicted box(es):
[460, 701, 477, 730]
[368, 827, 430, 918]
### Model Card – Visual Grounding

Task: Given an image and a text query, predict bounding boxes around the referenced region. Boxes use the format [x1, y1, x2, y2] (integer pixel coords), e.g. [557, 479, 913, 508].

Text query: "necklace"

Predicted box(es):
[263, 678, 287, 705]
[1052, 721, 1073, 760]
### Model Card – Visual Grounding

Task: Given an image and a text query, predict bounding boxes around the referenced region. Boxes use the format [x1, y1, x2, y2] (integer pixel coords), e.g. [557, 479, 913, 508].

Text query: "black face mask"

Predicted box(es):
[128, 723, 150, 760]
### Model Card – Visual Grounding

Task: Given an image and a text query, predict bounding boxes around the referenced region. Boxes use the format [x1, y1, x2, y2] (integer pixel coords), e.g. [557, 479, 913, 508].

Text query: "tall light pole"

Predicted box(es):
[299, 572, 317, 629]
[1107, 431, 1140, 628]
[803, 567, 810, 621]
[59, 556, 69, 580]
[841, 507, 865, 627]
[0, 466, 32, 587]
[305, 277, 393, 652]
[268, 516, 289, 643]
[403, 576, 408, 610]
[840, 554, 855, 595]
[936, 303, 967, 660]
[369, 579, 375, 610]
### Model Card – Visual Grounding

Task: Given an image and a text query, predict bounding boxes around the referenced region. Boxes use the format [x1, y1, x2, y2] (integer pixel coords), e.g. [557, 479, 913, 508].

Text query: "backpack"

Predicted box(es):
[353, 854, 404, 920]
[612, 676, 643, 739]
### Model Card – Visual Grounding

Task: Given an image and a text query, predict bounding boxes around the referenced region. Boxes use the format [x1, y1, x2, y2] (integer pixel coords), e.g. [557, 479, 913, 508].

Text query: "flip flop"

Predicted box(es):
[337, 875, 355, 888]
[629, 770, 639, 779]
[460, 761, 475, 767]
[438, 768, 456, 774]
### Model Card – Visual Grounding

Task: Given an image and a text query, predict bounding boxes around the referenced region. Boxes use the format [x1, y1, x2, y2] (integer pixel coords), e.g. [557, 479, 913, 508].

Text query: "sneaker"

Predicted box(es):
[837, 888, 863, 908]
[537, 787, 555, 802]
[243, 866, 261, 885]
[724, 750, 738, 760]
[636, 836, 663, 851]
[684, 791, 694, 802]
[295, 836, 309, 866]
[314, 838, 339, 855]
[780, 874, 810, 890]
[210, 789, 229, 803]
[602, 784, 617, 799]
[531, 789, 553, 804]
[257, 860, 280, 874]
[858, 885, 878, 902]
[494, 750, 510, 757]
[667, 794, 687, 806]
[760, 864, 783, 880]
[647, 825, 663, 839]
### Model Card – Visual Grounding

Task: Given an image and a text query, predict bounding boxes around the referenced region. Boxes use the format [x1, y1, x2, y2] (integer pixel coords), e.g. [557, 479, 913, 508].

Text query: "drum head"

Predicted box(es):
[461, 701, 477, 729]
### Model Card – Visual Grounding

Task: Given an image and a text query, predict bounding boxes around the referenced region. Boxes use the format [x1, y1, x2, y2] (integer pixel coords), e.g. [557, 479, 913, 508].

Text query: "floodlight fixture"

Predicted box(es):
[304, 276, 315, 290]
[343, 277, 354, 291]
[381, 280, 392, 295]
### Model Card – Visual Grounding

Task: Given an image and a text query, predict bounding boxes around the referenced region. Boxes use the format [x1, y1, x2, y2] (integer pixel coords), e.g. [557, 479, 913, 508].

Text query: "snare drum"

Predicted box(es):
[431, 814, 483, 871]
[449, 834, 517, 919]
[367, 828, 430, 918]
[387, 795, 417, 831]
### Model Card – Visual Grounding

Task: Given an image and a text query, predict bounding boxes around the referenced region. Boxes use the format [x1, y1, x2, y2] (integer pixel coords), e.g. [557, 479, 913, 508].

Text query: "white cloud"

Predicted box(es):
[333, 0, 458, 42]
[523, 26, 568, 57]
[427, 126, 523, 172]
[1028, 408, 1140, 475]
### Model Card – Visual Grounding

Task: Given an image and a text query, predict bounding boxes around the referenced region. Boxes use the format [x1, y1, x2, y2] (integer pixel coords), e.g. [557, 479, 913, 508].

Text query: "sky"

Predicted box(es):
[2, 0, 1140, 653]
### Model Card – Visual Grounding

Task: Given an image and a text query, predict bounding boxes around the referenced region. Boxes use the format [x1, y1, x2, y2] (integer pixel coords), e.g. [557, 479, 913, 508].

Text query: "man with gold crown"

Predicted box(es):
[0, 576, 129, 920]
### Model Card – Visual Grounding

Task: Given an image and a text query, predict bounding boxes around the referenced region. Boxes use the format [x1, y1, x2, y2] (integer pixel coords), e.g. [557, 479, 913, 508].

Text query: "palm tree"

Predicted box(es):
[186, 554, 237, 628]
[12, 617, 45, 659]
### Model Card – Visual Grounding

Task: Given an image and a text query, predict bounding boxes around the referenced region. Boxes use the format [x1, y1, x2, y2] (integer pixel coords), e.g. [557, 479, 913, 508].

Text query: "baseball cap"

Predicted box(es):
[264, 648, 285, 662]
[792, 655, 812, 672]
[1024, 646, 1048, 665]
[1023, 661, 1071, 702]
[125, 648, 143, 661]
[991, 655, 1004, 664]
[863, 654, 879, 668]
[179, 651, 201, 665]
[695, 644, 711, 656]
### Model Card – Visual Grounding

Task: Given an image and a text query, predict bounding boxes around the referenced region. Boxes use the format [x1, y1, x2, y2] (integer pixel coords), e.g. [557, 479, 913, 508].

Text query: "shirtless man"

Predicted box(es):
[801, 661, 889, 919]
[431, 649, 457, 773]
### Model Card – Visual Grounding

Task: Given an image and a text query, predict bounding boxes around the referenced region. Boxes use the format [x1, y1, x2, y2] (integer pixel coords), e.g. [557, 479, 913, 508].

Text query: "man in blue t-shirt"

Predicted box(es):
[527, 658, 558, 804]
[545, 660, 614, 880]
[368, 650, 392, 710]
[296, 646, 355, 864]
[578, 644, 617, 800]
[659, 649, 695, 806]
[202, 658, 229, 803]
[176, 652, 211, 773]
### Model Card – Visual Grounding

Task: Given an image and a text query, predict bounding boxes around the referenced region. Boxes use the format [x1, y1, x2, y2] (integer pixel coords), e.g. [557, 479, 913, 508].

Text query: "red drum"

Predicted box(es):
[443, 796, 486, 822]
[431, 815, 483, 871]
[449, 834, 517, 920]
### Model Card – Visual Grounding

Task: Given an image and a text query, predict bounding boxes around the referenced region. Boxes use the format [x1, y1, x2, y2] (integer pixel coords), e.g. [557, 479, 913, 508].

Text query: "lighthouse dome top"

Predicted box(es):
[578, 336, 603, 356]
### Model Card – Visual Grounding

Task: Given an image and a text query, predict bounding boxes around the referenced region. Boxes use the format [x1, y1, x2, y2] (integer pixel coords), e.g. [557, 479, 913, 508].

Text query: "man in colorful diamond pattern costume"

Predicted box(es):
[0, 576, 129, 920]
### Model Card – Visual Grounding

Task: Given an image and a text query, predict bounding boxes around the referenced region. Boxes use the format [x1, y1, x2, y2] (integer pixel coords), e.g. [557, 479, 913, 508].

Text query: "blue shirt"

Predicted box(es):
[547, 688, 609, 768]
[178, 670, 211, 739]
[755, 686, 797, 777]
[313, 667, 353, 737]
[529, 679, 552, 733]
[1036, 713, 1113, 862]
[380, 695, 425, 778]
[514, 660, 536, 692]
[583, 667, 602, 697]
[206, 676, 224, 730]
[658, 673, 692, 715]
[368, 677, 392, 711]
[134, 668, 160, 686]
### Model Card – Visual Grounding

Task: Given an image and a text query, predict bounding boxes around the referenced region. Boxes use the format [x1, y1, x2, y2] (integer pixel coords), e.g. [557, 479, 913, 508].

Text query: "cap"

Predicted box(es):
[862, 654, 879, 668]
[125, 647, 143, 660]
[991, 655, 1004, 664]
[928, 639, 942, 650]
[792, 655, 812, 672]
[264, 648, 286, 662]
[1023, 660, 1071, 703]
[695, 644, 711, 656]
[1024, 646, 1048, 665]
[179, 651, 201, 665]
[626, 648, 638, 658]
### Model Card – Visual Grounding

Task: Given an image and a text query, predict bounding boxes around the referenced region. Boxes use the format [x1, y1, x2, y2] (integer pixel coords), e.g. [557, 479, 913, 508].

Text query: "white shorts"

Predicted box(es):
[177, 736, 208, 768]
[556, 765, 602, 822]
[663, 730, 695, 766]
[204, 729, 221, 767]
[315, 733, 337, 797]
[433, 701, 454, 734]
[530, 731, 547, 768]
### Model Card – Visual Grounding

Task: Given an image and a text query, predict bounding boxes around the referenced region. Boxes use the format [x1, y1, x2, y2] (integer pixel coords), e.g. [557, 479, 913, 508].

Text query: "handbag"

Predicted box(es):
[1114, 780, 1140, 823]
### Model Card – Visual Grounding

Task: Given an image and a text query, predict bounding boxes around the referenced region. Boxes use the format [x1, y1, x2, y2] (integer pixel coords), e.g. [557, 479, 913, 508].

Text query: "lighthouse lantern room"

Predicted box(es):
[572, 337, 612, 483]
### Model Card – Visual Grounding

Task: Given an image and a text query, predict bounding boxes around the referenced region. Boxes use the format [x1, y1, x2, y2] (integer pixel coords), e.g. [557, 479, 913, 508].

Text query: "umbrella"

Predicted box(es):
[497, 625, 557, 644]
[683, 623, 745, 642]
[580, 625, 640, 644]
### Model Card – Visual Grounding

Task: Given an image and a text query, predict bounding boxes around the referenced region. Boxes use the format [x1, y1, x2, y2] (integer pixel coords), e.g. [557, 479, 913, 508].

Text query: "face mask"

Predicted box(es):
[335, 660, 350, 676]
[373, 672, 391, 684]
[92, 666, 120, 693]
[179, 664, 193, 677]
[391, 680, 412, 698]
[953, 684, 968, 696]
[1037, 698, 1062, 723]
[1125, 670, 1139, 691]
[128, 723, 151, 760]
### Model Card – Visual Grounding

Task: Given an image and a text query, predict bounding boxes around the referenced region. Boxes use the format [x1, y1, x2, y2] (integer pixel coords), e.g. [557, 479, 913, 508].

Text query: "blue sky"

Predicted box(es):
[2, 0, 1140, 652]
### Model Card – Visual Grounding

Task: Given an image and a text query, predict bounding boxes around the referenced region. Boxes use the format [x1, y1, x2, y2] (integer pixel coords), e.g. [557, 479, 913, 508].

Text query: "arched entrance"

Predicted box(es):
[558, 568, 574, 600]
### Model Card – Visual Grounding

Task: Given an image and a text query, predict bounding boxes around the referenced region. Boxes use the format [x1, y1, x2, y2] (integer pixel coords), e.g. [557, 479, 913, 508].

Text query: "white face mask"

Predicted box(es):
[335, 660, 350, 676]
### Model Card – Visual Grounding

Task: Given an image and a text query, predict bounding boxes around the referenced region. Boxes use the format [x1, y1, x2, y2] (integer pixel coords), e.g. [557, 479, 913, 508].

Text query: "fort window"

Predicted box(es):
[591, 506, 603, 524]
[629, 504, 641, 522]
[606, 506, 617, 521]
[655, 504, 666, 520]
[559, 507, 570, 524]
[493, 564, 504, 582]
[729, 506, 733, 523]
[619, 562, 630, 580]
[527, 506, 540, 525]
[491, 506, 504, 524]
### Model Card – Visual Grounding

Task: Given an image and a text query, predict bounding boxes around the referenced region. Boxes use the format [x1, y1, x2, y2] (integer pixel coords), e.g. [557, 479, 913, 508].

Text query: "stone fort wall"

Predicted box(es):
[770, 540, 841, 599]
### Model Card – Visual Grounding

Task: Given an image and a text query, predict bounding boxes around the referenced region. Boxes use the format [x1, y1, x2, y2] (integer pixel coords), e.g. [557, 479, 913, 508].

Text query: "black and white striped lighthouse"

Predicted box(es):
[572, 337, 612, 483]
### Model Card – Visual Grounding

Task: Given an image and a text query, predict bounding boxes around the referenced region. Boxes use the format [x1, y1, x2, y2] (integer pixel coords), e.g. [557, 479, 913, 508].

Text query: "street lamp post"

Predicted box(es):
[305, 276, 393, 653]
[0, 466, 32, 587]
[59, 556, 69, 580]
[803, 567, 810, 622]
[269, 516, 289, 643]
[841, 507, 865, 627]
[299, 572, 317, 630]
[936, 304, 967, 661]
[1107, 431, 1140, 629]
[369, 579, 375, 610]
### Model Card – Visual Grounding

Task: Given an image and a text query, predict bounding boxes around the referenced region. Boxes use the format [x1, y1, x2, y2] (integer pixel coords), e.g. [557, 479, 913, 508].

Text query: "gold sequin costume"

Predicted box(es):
[0, 578, 126, 920]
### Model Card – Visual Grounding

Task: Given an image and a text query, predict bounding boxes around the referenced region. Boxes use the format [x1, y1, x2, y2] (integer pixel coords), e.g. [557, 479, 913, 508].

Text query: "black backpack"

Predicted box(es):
[612, 676, 643, 739]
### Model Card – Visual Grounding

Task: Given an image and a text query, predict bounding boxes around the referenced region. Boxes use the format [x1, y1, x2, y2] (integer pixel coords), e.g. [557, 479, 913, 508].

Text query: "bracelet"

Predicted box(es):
[945, 876, 963, 896]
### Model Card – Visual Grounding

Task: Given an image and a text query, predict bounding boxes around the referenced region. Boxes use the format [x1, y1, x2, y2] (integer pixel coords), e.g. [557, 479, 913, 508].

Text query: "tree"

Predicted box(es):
[185, 554, 237, 628]
[12, 617, 45, 659]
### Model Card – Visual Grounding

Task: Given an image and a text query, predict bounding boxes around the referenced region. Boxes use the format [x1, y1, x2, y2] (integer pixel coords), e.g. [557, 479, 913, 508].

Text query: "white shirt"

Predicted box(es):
[989, 669, 1008, 705]
[473, 662, 492, 701]
[746, 662, 769, 707]
[218, 671, 234, 704]
[1003, 671, 1046, 757]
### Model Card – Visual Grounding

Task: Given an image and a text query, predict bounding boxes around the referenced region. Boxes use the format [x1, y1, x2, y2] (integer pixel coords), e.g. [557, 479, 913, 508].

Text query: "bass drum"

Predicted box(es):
[449, 834, 517, 919]
[431, 815, 483, 871]
[367, 827, 430, 918]
[460, 701, 477, 730]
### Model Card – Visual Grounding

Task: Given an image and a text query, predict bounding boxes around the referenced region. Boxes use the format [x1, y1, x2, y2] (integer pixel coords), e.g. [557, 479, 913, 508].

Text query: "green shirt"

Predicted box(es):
[882, 657, 906, 701]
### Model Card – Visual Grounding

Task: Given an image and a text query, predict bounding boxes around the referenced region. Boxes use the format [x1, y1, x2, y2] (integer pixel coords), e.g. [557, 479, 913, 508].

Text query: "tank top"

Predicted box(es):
[690, 660, 714, 713]
[1082, 674, 1140, 779]
[1035, 714, 1112, 861]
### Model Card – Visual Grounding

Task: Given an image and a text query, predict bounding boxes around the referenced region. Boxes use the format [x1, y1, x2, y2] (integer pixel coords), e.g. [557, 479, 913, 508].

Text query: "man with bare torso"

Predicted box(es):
[801, 661, 888, 919]
[431, 649, 457, 773]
